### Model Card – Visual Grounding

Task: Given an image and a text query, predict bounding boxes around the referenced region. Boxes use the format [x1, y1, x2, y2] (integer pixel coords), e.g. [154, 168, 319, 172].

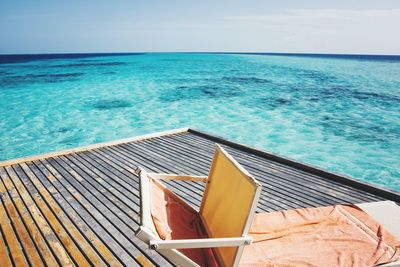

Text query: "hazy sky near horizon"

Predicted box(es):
[1, 0, 400, 55]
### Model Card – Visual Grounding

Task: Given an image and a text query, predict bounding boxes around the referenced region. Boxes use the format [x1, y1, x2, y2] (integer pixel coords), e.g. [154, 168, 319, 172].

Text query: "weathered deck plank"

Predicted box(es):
[0, 129, 398, 266]
[0, 167, 49, 267]
[19, 162, 117, 266]
[0, 223, 13, 267]
[5, 165, 78, 266]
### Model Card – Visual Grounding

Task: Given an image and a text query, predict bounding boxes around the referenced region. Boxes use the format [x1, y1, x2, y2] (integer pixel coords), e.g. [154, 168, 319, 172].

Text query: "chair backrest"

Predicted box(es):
[200, 145, 262, 267]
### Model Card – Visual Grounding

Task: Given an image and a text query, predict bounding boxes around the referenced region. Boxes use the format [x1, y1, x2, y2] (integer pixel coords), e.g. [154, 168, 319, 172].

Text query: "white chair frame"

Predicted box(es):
[134, 166, 260, 267]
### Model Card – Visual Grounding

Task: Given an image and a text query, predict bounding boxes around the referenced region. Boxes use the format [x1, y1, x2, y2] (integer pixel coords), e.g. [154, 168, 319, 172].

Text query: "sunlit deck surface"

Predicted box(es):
[1, 128, 399, 266]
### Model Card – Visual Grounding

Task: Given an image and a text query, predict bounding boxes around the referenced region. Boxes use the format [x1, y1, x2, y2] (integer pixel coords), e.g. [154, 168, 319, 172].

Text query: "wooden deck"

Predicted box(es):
[0, 128, 399, 266]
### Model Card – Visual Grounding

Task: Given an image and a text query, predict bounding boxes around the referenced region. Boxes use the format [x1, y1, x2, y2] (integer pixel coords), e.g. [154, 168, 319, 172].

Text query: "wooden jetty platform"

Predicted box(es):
[1, 128, 399, 266]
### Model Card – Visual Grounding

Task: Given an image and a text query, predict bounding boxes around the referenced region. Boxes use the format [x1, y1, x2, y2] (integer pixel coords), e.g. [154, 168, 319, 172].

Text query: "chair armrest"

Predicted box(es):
[148, 173, 208, 182]
[134, 167, 207, 182]
[149, 236, 252, 250]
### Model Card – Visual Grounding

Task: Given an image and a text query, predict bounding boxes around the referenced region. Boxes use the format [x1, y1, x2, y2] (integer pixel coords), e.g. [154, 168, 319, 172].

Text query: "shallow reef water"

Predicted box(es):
[0, 53, 399, 191]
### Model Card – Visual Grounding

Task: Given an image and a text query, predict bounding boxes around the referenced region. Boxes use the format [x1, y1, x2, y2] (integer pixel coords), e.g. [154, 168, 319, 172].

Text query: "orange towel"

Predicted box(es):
[149, 177, 400, 267]
[241, 205, 400, 267]
[150, 178, 218, 267]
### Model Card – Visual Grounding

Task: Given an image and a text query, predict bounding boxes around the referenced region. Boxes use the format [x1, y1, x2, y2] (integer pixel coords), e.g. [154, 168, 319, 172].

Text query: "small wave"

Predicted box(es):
[86, 99, 133, 110]
[222, 76, 271, 84]
[159, 85, 241, 102]
[51, 62, 127, 68]
[0, 72, 84, 86]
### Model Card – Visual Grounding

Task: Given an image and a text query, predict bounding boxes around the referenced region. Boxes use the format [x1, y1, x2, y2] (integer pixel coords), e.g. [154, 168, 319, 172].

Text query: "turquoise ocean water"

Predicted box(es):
[0, 53, 399, 191]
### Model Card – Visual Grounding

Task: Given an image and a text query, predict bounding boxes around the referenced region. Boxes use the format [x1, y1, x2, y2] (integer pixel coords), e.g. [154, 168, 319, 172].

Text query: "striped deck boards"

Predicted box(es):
[0, 128, 399, 266]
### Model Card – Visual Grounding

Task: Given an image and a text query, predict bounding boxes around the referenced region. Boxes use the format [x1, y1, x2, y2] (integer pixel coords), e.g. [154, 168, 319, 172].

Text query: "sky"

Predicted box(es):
[1, 0, 400, 55]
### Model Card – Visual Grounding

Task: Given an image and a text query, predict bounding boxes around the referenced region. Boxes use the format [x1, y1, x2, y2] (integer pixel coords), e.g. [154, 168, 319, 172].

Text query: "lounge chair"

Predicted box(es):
[135, 145, 400, 267]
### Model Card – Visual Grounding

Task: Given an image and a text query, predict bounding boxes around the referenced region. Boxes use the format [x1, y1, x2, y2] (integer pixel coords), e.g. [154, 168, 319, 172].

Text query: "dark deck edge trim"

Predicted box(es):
[188, 128, 400, 202]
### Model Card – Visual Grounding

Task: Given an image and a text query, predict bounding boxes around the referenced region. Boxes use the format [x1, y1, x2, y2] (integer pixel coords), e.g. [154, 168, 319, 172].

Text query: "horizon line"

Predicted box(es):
[1, 51, 400, 57]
